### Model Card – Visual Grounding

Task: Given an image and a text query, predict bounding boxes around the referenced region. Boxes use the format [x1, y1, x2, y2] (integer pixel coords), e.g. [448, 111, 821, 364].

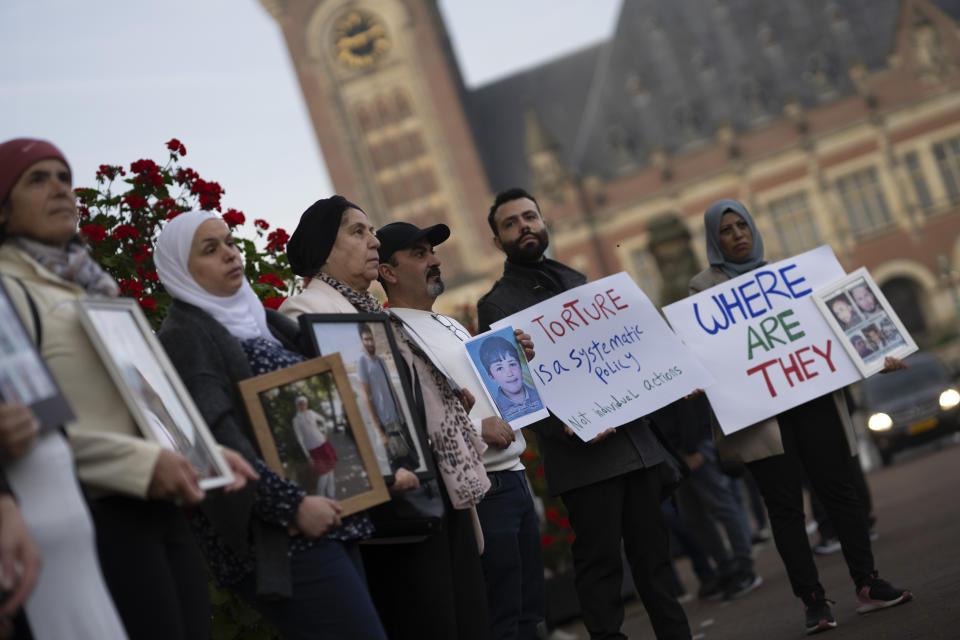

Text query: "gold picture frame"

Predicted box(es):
[239, 353, 389, 517]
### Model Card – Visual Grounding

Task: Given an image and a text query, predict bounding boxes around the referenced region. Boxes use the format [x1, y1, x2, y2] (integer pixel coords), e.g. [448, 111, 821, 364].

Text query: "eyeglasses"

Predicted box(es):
[431, 313, 471, 342]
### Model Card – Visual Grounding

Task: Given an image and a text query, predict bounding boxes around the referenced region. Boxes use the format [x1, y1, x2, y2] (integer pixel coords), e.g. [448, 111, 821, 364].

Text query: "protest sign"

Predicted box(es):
[661, 245, 860, 434]
[491, 272, 714, 441]
[464, 326, 549, 429]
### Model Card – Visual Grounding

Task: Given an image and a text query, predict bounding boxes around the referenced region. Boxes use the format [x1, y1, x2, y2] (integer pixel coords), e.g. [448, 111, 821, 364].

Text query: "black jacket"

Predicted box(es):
[477, 259, 668, 496]
[158, 300, 303, 599]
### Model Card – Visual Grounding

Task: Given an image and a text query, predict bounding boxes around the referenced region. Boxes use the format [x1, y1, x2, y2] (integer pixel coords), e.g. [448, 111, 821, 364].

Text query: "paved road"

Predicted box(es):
[554, 437, 960, 639]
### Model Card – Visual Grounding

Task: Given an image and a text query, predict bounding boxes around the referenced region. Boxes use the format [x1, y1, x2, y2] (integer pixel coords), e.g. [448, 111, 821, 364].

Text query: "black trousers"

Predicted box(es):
[747, 394, 875, 601]
[561, 465, 691, 640]
[90, 496, 210, 640]
[361, 493, 488, 640]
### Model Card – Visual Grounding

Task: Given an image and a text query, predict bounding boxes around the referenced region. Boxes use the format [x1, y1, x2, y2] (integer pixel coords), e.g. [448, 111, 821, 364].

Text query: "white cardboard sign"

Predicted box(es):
[662, 245, 860, 434]
[491, 272, 714, 441]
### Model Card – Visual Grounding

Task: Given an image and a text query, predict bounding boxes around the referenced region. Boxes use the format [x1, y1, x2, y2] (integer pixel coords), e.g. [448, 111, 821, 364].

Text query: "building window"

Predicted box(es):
[629, 247, 662, 305]
[767, 191, 820, 256]
[903, 151, 933, 212]
[933, 135, 960, 204]
[835, 167, 893, 237]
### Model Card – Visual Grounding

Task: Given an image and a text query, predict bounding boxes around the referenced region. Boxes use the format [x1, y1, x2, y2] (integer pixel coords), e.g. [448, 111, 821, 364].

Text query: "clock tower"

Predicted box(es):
[260, 0, 496, 290]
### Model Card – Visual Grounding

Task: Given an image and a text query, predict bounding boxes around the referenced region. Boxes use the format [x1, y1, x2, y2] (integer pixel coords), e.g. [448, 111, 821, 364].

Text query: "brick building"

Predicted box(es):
[262, 0, 960, 340]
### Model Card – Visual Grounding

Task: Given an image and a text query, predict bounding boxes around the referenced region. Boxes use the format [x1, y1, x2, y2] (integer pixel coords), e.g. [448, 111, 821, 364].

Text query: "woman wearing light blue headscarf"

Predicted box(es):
[689, 199, 912, 635]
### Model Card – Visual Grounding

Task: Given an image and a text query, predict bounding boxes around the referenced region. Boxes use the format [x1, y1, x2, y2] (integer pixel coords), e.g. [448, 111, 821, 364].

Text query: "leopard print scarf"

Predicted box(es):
[316, 273, 490, 508]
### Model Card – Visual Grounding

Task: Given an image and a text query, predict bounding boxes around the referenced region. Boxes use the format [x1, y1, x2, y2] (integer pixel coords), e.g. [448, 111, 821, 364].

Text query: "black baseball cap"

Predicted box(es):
[376, 221, 450, 263]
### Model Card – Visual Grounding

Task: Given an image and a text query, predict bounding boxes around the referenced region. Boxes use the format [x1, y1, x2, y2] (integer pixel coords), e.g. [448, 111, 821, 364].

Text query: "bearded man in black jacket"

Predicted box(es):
[477, 188, 691, 640]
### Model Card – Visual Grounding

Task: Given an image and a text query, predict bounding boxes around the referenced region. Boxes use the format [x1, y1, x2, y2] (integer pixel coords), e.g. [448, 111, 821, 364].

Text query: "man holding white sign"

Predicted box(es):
[666, 198, 912, 634]
[478, 188, 692, 640]
[376, 221, 546, 640]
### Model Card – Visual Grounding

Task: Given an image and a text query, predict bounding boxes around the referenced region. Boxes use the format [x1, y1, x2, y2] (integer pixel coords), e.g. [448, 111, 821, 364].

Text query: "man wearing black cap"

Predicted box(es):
[377, 221, 546, 640]
[477, 189, 691, 640]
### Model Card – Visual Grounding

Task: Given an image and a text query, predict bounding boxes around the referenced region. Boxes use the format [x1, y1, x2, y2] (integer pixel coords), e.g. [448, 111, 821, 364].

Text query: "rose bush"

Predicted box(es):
[75, 139, 296, 328]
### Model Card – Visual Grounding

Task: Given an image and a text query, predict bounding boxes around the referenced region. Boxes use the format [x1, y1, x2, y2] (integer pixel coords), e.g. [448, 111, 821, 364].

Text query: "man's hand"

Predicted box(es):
[219, 448, 259, 493]
[389, 468, 420, 494]
[294, 496, 342, 537]
[459, 388, 476, 414]
[0, 405, 38, 461]
[481, 416, 515, 449]
[684, 452, 705, 471]
[880, 356, 907, 373]
[0, 496, 39, 618]
[563, 425, 615, 443]
[147, 449, 205, 505]
[515, 329, 535, 363]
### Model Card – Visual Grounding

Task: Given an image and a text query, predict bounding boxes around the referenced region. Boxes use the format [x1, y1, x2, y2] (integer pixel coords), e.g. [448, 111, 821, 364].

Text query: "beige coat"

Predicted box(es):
[689, 265, 856, 462]
[0, 245, 161, 497]
[278, 278, 356, 319]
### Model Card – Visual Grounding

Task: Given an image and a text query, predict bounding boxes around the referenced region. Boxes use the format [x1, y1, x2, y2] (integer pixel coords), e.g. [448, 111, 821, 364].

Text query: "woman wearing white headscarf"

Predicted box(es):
[155, 210, 387, 640]
[689, 199, 912, 635]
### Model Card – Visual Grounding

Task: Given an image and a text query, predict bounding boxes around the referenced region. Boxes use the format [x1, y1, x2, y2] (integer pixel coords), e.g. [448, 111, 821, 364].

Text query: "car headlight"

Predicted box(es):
[868, 412, 893, 431]
[940, 388, 960, 409]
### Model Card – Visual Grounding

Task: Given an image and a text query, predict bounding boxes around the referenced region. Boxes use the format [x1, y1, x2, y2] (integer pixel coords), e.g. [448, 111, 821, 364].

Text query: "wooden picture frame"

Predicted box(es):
[239, 353, 390, 517]
[813, 267, 918, 377]
[76, 298, 233, 490]
[298, 313, 435, 481]
[0, 278, 74, 432]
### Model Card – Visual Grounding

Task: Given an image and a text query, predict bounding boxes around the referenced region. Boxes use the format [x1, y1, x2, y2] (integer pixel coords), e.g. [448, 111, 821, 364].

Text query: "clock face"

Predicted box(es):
[333, 11, 390, 69]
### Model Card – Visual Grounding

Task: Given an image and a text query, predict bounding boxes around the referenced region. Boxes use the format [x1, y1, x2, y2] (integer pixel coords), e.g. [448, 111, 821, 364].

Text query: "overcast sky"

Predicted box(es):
[1, 0, 619, 234]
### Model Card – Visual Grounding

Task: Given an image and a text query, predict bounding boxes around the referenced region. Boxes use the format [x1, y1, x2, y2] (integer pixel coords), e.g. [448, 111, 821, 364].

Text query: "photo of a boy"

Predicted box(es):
[478, 335, 542, 421]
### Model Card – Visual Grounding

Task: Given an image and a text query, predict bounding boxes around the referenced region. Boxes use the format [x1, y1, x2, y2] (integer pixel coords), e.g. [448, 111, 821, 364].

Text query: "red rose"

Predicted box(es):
[557, 517, 570, 528]
[258, 273, 287, 289]
[138, 297, 158, 311]
[81, 224, 108, 242]
[521, 450, 536, 460]
[118, 279, 145, 298]
[222, 209, 245, 227]
[265, 228, 290, 252]
[122, 194, 148, 210]
[175, 167, 199, 185]
[132, 245, 151, 263]
[166, 210, 184, 220]
[137, 267, 159, 282]
[541, 535, 555, 548]
[130, 159, 159, 174]
[254, 219, 270, 230]
[78, 205, 90, 218]
[546, 507, 560, 523]
[166, 138, 187, 156]
[191, 178, 224, 211]
[112, 225, 140, 241]
[262, 297, 287, 310]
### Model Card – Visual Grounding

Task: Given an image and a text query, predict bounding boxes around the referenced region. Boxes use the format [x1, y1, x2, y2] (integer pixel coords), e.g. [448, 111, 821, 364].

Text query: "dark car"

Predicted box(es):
[857, 352, 960, 465]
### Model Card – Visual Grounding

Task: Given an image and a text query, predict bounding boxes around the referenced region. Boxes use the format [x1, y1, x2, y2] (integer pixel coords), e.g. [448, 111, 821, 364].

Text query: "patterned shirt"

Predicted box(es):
[191, 336, 373, 586]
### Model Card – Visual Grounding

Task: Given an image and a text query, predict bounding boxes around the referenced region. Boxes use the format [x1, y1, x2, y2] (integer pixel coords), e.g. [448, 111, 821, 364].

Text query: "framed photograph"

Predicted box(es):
[238, 353, 390, 517]
[76, 299, 233, 490]
[813, 267, 917, 376]
[298, 313, 433, 481]
[464, 325, 549, 429]
[0, 278, 74, 432]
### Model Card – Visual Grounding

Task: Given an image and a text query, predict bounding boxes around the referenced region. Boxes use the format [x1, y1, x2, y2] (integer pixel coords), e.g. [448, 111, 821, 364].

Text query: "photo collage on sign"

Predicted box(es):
[824, 276, 904, 365]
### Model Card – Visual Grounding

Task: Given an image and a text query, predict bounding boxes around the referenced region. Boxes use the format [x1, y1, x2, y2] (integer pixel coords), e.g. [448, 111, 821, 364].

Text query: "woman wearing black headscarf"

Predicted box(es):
[689, 199, 912, 635]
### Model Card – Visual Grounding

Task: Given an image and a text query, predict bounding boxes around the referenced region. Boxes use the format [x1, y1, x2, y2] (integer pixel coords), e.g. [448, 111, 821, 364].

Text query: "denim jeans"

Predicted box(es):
[675, 440, 755, 577]
[477, 470, 546, 640]
[234, 539, 387, 640]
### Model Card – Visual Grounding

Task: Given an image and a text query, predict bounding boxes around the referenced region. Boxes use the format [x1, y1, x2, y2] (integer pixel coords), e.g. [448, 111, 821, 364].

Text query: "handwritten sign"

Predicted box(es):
[661, 245, 860, 434]
[490, 272, 714, 441]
